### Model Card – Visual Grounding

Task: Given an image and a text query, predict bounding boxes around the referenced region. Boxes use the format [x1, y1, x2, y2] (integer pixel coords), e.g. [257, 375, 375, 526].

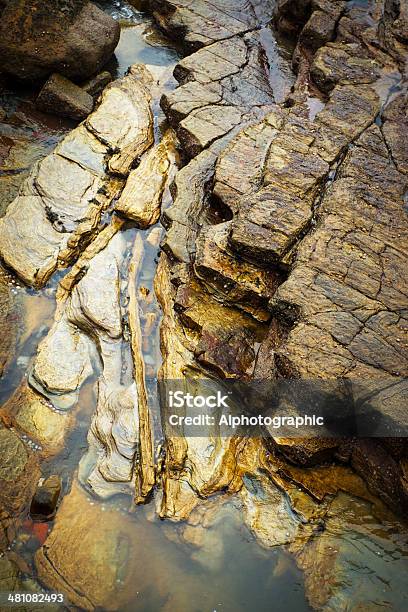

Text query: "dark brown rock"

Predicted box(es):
[36, 73, 94, 120]
[0, 422, 40, 551]
[0, 0, 120, 82]
[351, 439, 408, 510]
[82, 70, 112, 97]
[30, 475, 62, 521]
[311, 43, 381, 93]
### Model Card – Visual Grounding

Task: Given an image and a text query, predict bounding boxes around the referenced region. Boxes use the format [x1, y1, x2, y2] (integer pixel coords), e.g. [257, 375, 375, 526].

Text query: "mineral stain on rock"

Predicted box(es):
[0, 0, 407, 610]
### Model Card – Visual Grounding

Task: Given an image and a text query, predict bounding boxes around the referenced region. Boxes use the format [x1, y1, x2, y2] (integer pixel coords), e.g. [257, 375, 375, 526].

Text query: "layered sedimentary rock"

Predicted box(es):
[115, 131, 174, 227]
[161, 33, 275, 157]
[150, 0, 408, 524]
[0, 68, 154, 288]
[147, 0, 275, 51]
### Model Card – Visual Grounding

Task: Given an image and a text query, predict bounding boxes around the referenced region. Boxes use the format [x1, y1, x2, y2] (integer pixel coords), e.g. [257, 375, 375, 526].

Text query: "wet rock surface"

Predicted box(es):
[0, 67, 154, 288]
[0, 422, 40, 551]
[30, 475, 62, 521]
[162, 33, 275, 157]
[0, 0, 120, 82]
[0, 1, 407, 610]
[147, 0, 275, 51]
[153, 0, 408, 520]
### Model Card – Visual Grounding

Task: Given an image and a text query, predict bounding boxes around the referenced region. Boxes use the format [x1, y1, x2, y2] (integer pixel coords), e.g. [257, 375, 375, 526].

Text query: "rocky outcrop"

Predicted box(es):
[147, 0, 275, 51]
[152, 0, 408, 520]
[0, 0, 120, 82]
[25, 122, 176, 501]
[1, 382, 74, 455]
[162, 33, 275, 157]
[0, 67, 154, 288]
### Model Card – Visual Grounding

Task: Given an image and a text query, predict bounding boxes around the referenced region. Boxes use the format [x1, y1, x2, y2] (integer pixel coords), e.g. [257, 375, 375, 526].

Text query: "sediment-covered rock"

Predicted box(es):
[0, 0, 120, 82]
[35, 482, 142, 610]
[0, 68, 154, 288]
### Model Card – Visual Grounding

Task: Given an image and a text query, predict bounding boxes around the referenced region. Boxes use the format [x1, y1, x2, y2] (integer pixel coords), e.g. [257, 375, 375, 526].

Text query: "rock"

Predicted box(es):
[194, 222, 280, 321]
[221, 75, 380, 269]
[82, 70, 112, 97]
[147, 0, 275, 51]
[35, 482, 142, 610]
[36, 73, 94, 120]
[290, 492, 408, 610]
[86, 66, 154, 175]
[351, 439, 408, 511]
[32, 227, 154, 502]
[311, 43, 381, 93]
[0, 556, 24, 597]
[115, 131, 174, 227]
[0, 0, 120, 83]
[270, 438, 339, 466]
[30, 475, 62, 521]
[162, 32, 275, 157]
[162, 148, 219, 262]
[267, 118, 407, 381]
[299, 10, 338, 52]
[0, 268, 19, 377]
[0, 68, 154, 288]
[31, 314, 95, 410]
[239, 471, 301, 547]
[0, 422, 40, 551]
[1, 382, 74, 454]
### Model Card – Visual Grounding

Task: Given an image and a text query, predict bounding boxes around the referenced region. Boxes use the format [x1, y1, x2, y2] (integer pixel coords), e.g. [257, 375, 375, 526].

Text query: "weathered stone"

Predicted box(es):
[115, 131, 174, 226]
[2, 382, 74, 454]
[86, 67, 154, 175]
[82, 70, 113, 97]
[213, 111, 284, 212]
[0, 0, 120, 82]
[230, 186, 313, 265]
[147, 0, 275, 51]
[299, 10, 337, 52]
[30, 475, 62, 521]
[194, 222, 279, 321]
[31, 314, 94, 409]
[351, 439, 408, 511]
[0, 68, 154, 288]
[239, 471, 301, 547]
[0, 269, 19, 377]
[128, 235, 155, 502]
[290, 492, 408, 610]
[311, 43, 381, 93]
[162, 33, 275, 158]
[266, 119, 408, 382]
[0, 422, 39, 551]
[36, 73, 94, 120]
[35, 482, 142, 610]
